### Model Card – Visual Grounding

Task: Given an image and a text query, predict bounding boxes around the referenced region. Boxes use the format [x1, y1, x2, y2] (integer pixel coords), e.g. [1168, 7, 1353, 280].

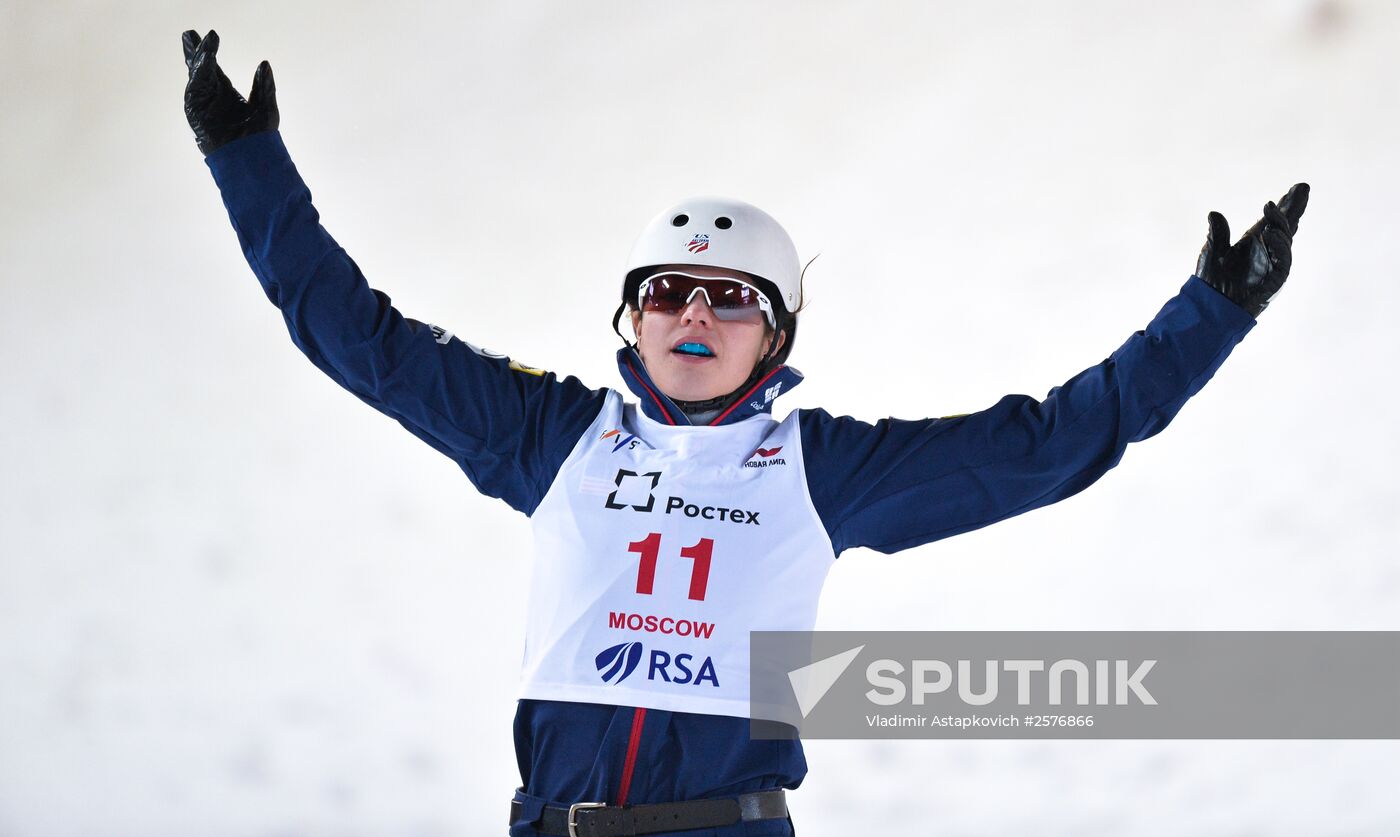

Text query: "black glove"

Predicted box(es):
[182, 29, 279, 156]
[1195, 183, 1310, 318]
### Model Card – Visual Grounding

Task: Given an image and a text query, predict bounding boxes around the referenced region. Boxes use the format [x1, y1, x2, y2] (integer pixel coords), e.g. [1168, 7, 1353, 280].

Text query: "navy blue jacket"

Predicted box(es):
[206, 131, 1255, 831]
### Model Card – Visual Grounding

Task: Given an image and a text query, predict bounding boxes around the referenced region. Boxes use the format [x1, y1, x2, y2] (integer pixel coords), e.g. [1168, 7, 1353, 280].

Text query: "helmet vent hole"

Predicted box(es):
[714, 216, 733, 230]
[671, 214, 689, 227]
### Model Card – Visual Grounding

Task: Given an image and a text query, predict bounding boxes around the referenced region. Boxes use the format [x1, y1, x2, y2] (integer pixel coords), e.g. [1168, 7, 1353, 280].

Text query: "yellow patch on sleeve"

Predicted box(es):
[509, 359, 547, 377]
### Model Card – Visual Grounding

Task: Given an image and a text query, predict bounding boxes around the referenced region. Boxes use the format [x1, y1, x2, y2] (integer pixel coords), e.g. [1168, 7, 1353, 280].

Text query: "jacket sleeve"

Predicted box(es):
[799, 276, 1256, 556]
[204, 131, 607, 515]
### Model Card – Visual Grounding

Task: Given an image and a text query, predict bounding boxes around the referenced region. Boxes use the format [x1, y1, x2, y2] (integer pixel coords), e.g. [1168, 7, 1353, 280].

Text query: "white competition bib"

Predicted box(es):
[519, 390, 836, 719]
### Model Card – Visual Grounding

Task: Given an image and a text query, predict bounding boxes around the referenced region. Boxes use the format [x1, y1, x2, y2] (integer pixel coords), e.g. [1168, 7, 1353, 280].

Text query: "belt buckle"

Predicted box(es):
[567, 801, 607, 837]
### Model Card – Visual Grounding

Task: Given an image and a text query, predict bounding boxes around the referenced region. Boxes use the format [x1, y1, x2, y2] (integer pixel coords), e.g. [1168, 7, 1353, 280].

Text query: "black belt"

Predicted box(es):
[510, 789, 788, 837]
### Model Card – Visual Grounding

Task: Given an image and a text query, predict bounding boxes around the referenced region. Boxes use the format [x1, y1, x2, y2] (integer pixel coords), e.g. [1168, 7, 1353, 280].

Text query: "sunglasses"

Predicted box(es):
[637, 271, 775, 328]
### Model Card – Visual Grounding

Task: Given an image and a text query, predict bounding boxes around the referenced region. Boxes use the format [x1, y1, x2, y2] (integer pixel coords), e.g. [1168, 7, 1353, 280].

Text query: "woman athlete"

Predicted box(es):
[183, 30, 1309, 837]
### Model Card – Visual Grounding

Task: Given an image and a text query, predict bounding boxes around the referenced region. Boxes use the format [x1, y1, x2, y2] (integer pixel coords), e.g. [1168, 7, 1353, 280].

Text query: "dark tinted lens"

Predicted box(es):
[640, 276, 692, 312]
[639, 274, 763, 317]
[707, 282, 758, 309]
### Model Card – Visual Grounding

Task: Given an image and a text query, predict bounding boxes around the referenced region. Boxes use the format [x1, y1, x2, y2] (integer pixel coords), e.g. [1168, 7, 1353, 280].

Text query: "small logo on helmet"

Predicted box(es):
[687, 234, 710, 254]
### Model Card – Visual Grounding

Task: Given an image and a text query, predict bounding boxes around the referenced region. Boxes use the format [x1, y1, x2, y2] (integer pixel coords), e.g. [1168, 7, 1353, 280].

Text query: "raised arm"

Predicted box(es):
[183, 30, 606, 514]
[801, 186, 1309, 556]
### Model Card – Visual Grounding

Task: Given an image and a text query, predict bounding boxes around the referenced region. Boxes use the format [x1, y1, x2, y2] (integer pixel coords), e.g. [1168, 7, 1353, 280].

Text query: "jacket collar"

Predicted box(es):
[616, 347, 803, 427]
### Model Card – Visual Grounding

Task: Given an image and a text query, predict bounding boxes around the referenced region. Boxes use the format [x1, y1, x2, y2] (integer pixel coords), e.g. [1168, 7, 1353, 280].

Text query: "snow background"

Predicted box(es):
[2, 0, 1398, 834]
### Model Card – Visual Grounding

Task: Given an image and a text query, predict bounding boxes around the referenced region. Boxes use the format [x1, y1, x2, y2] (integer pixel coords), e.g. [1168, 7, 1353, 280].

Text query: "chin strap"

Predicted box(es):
[611, 302, 635, 349]
[672, 379, 754, 414]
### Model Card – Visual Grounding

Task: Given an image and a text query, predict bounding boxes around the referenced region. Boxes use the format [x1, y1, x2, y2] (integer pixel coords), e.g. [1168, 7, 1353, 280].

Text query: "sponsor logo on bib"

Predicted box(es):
[596, 641, 644, 684]
[600, 429, 641, 452]
[744, 446, 787, 469]
[594, 641, 721, 687]
[663, 496, 760, 524]
[605, 469, 663, 512]
[603, 469, 762, 524]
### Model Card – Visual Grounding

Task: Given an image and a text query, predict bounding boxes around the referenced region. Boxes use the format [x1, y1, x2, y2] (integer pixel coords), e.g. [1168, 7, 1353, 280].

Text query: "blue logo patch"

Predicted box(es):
[596, 641, 644, 684]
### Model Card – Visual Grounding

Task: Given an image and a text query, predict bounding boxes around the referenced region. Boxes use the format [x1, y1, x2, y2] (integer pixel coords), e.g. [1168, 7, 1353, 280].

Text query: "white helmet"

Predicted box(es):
[622, 196, 802, 315]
